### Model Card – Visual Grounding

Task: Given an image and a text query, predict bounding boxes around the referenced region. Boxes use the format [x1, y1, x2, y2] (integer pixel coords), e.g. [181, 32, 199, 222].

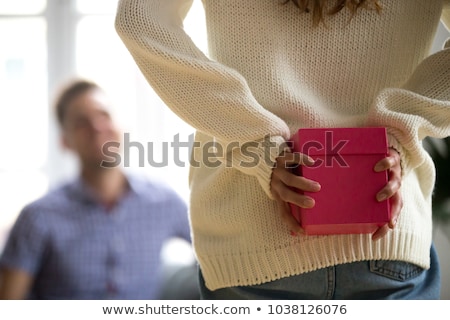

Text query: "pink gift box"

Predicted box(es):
[289, 127, 391, 235]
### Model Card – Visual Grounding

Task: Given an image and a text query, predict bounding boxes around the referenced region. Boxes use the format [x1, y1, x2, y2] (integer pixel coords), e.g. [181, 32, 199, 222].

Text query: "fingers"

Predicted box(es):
[271, 154, 320, 209]
[374, 156, 398, 172]
[373, 187, 403, 241]
[271, 172, 317, 210]
[388, 191, 403, 229]
[374, 148, 402, 202]
[276, 168, 321, 194]
[375, 148, 402, 211]
[274, 152, 320, 192]
[374, 148, 401, 172]
[372, 148, 403, 241]
[271, 151, 319, 235]
[376, 170, 401, 201]
[275, 151, 315, 168]
[372, 224, 390, 241]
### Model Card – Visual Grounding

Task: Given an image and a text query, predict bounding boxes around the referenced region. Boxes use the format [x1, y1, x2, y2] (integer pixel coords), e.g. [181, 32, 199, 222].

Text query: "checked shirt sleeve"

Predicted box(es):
[0, 205, 49, 275]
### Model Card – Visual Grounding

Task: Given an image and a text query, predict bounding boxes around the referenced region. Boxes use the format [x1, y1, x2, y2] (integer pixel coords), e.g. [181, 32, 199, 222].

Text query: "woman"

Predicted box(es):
[115, 0, 450, 299]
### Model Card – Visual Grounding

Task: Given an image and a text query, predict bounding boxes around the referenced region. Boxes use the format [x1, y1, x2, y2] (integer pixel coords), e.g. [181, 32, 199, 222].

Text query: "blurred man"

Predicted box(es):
[0, 79, 194, 299]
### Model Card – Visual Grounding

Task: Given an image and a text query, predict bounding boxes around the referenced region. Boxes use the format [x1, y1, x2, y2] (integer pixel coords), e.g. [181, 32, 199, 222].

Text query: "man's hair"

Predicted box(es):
[282, 0, 382, 25]
[54, 79, 101, 128]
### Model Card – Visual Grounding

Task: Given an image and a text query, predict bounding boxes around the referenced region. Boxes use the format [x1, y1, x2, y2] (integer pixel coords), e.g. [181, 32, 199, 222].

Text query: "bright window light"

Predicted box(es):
[76, 0, 119, 14]
[0, 18, 48, 169]
[0, 0, 46, 15]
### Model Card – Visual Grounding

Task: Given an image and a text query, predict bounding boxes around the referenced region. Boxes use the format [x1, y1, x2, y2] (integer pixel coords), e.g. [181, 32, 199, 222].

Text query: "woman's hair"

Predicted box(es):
[283, 0, 382, 25]
[55, 79, 101, 128]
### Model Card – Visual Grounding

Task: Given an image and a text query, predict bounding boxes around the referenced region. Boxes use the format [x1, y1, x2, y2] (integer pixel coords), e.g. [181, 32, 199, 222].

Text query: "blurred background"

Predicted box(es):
[0, 0, 449, 298]
[0, 0, 206, 270]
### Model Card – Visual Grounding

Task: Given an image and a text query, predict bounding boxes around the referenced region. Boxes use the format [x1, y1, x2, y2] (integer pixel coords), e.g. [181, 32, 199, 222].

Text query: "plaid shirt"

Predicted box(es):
[0, 174, 191, 299]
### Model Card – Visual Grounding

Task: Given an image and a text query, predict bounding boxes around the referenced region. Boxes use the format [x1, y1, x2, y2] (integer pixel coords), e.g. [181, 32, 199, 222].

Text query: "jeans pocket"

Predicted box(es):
[369, 260, 424, 282]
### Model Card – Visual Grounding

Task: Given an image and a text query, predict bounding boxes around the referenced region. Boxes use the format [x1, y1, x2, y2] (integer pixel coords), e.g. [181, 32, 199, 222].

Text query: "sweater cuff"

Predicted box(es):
[252, 135, 290, 200]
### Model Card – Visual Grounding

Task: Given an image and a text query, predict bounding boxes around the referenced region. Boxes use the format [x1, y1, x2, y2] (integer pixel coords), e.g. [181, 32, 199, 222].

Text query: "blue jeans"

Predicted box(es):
[199, 245, 440, 299]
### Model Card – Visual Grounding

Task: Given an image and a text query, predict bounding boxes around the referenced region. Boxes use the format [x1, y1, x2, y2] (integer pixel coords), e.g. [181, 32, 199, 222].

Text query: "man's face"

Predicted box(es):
[62, 89, 122, 168]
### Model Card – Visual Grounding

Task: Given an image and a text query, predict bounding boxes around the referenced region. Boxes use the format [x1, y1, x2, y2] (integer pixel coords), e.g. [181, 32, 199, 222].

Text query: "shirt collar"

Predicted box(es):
[68, 171, 145, 205]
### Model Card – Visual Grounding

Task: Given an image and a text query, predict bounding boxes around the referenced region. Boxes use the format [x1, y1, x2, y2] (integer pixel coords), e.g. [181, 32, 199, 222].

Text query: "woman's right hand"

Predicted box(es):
[270, 151, 321, 235]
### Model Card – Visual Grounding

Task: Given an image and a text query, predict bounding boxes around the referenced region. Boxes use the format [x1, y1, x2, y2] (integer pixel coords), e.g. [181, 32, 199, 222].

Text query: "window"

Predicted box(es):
[0, 0, 49, 248]
[0, 0, 206, 250]
[0, 0, 46, 15]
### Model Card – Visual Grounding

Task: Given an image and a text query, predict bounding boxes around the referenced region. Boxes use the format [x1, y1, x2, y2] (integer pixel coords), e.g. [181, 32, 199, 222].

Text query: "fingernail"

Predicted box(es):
[377, 193, 387, 202]
[374, 164, 383, 172]
[372, 235, 381, 241]
[311, 182, 321, 191]
[306, 156, 315, 165]
[390, 218, 397, 228]
[304, 198, 315, 207]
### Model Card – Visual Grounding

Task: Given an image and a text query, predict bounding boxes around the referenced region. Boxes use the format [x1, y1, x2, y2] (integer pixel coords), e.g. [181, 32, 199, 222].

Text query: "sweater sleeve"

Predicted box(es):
[115, 0, 290, 198]
[367, 7, 450, 175]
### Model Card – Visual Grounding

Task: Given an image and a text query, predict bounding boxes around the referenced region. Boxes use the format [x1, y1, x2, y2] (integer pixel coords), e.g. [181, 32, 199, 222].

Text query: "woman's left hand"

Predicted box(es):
[372, 147, 403, 241]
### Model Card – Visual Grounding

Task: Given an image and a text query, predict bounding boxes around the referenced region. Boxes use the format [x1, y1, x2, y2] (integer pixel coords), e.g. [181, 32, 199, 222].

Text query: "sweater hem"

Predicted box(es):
[198, 229, 431, 291]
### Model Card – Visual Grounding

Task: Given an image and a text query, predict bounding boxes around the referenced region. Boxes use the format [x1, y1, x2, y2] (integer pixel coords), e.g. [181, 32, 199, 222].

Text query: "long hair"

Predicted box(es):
[283, 0, 382, 25]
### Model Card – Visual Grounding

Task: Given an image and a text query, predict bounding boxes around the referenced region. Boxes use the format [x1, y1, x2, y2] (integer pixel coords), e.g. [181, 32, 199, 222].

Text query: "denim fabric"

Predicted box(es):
[199, 244, 440, 300]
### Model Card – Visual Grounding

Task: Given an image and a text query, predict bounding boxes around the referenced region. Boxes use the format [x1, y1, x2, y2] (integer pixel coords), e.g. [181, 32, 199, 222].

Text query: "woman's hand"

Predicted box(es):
[372, 148, 403, 241]
[271, 148, 402, 239]
[270, 151, 321, 235]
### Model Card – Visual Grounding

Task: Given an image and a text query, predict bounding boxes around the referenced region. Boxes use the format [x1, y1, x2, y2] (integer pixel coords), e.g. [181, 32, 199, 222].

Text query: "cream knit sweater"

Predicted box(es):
[116, 0, 450, 291]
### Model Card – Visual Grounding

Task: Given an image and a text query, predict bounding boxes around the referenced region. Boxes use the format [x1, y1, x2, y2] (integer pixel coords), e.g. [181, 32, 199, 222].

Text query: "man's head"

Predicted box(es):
[55, 79, 122, 169]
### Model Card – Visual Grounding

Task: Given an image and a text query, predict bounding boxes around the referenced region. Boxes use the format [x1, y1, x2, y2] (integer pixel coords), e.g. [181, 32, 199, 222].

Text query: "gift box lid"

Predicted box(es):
[292, 127, 388, 156]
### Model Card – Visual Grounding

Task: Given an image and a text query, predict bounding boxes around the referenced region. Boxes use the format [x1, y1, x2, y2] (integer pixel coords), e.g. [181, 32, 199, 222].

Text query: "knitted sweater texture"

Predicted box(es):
[116, 0, 450, 290]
